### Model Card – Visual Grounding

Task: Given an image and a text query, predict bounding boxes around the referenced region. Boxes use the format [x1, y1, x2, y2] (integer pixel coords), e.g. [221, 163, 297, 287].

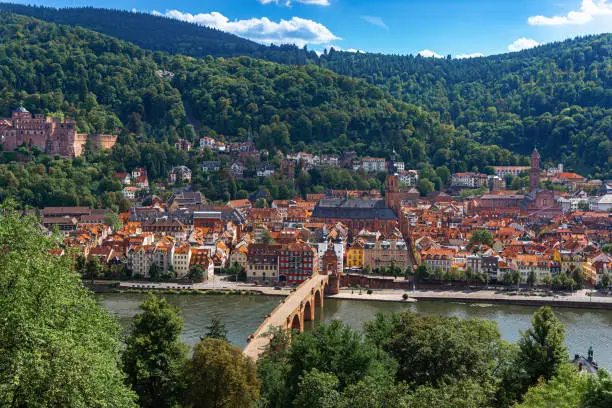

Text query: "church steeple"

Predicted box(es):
[529, 147, 540, 192]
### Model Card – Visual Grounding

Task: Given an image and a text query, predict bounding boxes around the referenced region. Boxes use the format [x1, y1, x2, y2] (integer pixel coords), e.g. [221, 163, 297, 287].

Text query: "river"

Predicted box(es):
[98, 293, 612, 370]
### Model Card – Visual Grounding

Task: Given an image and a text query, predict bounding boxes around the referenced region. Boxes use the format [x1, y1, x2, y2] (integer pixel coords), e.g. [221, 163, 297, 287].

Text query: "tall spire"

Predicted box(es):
[529, 147, 540, 192]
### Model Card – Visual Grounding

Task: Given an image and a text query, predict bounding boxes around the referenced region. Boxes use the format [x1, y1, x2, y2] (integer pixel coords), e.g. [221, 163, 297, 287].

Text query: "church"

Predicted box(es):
[0, 106, 117, 158]
[311, 151, 413, 236]
[480, 148, 562, 217]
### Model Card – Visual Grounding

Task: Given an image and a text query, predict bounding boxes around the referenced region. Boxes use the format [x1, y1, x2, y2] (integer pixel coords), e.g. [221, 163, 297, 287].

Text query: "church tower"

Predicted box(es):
[529, 148, 540, 192]
[385, 174, 400, 213]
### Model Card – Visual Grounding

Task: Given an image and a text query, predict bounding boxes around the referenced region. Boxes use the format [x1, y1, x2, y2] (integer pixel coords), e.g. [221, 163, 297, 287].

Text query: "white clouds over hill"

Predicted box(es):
[508, 38, 540, 52]
[417, 49, 443, 58]
[152, 9, 340, 47]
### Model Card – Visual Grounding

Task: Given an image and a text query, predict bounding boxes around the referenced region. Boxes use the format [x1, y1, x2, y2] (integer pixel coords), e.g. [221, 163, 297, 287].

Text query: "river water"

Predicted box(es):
[98, 293, 612, 370]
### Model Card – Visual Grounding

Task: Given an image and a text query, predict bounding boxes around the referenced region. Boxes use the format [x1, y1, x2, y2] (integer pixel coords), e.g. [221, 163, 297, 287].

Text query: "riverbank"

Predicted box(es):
[330, 288, 612, 310]
[89, 280, 612, 310]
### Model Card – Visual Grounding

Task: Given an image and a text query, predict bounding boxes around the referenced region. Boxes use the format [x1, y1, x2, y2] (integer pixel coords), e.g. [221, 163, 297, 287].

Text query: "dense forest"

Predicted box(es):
[0, 11, 532, 208]
[318, 37, 612, 177]
[1, 4, 609, 178]
[0, 3, 317, 65]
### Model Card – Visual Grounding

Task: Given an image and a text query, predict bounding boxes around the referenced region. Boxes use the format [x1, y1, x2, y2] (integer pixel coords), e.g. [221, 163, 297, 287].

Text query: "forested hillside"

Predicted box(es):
[319, 37, 612, 177]
[0, 12, 528, 208]
[0, 3, 316, 64]
[2, 4, 609, 177]
[0, 11, 522, 173]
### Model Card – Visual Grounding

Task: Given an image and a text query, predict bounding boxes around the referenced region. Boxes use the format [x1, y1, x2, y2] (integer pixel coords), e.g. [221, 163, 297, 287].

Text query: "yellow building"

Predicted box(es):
[346, 241, 364, 268]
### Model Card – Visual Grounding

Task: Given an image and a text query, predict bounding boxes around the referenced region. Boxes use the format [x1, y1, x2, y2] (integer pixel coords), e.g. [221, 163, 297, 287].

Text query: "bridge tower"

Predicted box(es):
[321, 246, 341, 295]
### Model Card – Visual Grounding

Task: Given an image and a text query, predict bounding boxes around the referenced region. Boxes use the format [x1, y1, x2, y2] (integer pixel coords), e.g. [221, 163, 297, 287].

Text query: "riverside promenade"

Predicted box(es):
[329, 288, 612, 309]
[111, 278, 612, 309]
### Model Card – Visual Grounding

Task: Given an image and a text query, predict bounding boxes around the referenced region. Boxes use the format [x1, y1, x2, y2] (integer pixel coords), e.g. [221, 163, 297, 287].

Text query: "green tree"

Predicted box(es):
[0, 206, 136, 407]
[583, 369, 612, 408]
[518, 306, 569, 387]
[188, 264, 205, 282]
[469, 229, 494, 247]
[260, 229, 276, 245]
[387, 312, 507, 393]
[600, 273, 611, 289]
[571, 268, 586, 290]
[204, 317, 228, 341]
[404, 379, 492, 408]
[293, 369, 344, 408]
[416, 178, 435, 196]
[103, 211, 122, 231]
[578, 200, 590, 211]
[543, 274, 552, 289]
[415, 262, 430, 282]
[286, 321, 388, 400]
[342, 374, 410, 408]
[527, 270, 537, 288]
[184, 338, 260, 408]
[149, 262, 161, 281]
[516, 364, 587, 408]
[122, 295, 187, 408]
[84, 256, 105, 283]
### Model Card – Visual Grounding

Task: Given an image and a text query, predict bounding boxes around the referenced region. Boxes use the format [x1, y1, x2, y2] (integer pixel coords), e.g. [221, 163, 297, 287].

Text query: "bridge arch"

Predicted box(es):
[290, 313, 302, 332]
[303, 300, 314, 321]
[314, 289, 323, 309]
[244, 274, 329, 360]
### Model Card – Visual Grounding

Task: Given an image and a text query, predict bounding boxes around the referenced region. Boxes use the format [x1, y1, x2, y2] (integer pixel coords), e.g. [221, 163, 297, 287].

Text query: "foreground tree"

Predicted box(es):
[293, 368, 344, 408]
[0, 206, 137, 407]
[122, 295, 187, 408]
[516, 364, 587, 408]
[518, 306, 568, 386]
[385, 312, 508, 390]
[184, 338, 260, 408]
[583, 369, 612, 408]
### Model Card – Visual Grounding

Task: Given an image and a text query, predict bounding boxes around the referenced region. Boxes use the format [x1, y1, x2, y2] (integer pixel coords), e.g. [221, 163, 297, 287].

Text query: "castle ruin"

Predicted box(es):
[0, 106, 117, 157]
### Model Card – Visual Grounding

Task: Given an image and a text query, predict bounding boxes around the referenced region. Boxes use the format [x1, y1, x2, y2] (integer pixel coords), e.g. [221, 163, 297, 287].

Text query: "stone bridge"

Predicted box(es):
[243, 273, 333, 360]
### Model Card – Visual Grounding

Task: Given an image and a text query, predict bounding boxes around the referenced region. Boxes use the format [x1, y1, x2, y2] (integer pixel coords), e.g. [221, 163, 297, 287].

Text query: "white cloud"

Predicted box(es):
[528, 0, 612, 25]
[152, 9, 340, 47]
[259, 0, 331, 5]
[507, 37, 540, 52]
[360, 15, 389, 30]
[456, 52, 484, 59]
[417, 49, 443, 58]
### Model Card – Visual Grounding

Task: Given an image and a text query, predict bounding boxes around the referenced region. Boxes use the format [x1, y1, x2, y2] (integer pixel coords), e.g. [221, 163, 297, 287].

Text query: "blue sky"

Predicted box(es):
[10, 0, 612, 57]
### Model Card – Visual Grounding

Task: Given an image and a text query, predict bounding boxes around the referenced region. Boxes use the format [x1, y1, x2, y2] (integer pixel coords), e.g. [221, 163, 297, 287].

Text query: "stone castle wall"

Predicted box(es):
[1, 110, 116, 157]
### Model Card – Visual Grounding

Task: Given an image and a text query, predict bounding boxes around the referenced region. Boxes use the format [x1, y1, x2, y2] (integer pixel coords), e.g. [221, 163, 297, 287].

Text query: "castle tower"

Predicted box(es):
[530, 148, 540, 192]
